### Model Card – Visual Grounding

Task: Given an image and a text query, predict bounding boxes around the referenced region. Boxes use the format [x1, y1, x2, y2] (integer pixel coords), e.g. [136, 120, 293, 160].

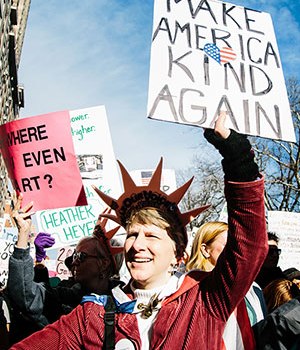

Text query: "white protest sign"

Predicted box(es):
[147, 0, 295, 142]
[130, 168, 177, 194]
[218, 202, 228, 223]
[0, 239, 15, 288]
[0, 218, 4, 239]
[0, 226, 18, 243]
[35, 106, 122, 247]
[187, 226, 198, 255]
[268, 211, 300, 270]
[44, 245, 74, 279]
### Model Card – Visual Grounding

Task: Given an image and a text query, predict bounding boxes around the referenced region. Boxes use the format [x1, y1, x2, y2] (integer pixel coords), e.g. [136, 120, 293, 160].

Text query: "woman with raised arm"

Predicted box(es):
[7, 196, 122, 346]
[11, 113, 267, 350]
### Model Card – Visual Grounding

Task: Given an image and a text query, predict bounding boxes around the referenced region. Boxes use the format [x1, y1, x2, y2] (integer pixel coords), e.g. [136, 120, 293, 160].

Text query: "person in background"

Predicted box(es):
[187, 221, 228, 272]
[6, 196, 123, 346]
[10, 113, 267, 350]
[32, 232, 55, 284]
[263, 278, 300, 314]
[187, 221, 266, 350]
[54, 253, 76, 288]
[253, 278, 300, 349]
[255, 231, 285, 289]
[0, 284, 10, 350]
[283, 267, 300, 290]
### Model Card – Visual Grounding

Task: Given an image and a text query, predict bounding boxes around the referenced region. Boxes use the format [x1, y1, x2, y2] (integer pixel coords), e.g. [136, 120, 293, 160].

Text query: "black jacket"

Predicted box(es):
[253, 296, 300, 350]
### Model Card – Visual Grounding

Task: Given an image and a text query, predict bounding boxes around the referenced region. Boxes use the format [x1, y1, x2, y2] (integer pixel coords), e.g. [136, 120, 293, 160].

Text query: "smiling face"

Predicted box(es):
[125, 223, 177, 290]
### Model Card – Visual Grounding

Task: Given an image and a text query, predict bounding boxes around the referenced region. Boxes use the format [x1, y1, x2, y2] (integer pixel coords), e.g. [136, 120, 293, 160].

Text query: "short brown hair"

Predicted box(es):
[126, 207, 186, 259]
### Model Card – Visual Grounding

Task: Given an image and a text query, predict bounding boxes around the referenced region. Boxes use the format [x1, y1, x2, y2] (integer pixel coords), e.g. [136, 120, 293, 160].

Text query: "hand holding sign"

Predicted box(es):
[204, 113, 259, 182]
[213, 111, 231, 139]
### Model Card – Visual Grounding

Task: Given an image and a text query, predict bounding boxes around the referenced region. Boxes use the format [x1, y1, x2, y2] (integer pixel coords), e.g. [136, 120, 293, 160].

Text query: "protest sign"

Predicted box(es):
[0, 111, 87, 211]
[35, 106, 122, 246]
[0, 226, 18, 242]
[0, 218, 4, 240]
[130, 168, 177, 194]
[44, 245, 74, 280]
[147, 0, 295, 142]
[268, 211, 300, 270]
[0, 239, 15, 288]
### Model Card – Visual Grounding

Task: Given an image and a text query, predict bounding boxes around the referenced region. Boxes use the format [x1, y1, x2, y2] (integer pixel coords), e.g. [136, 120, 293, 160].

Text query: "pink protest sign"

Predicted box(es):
[0, 111, 87, 211]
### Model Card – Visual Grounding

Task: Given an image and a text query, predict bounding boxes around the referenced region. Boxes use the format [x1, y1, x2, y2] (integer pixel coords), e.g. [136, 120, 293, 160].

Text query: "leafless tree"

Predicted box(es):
[177, 152, 225, 229]
[251, 77, 300, 212]
[178, 77, 300, 228]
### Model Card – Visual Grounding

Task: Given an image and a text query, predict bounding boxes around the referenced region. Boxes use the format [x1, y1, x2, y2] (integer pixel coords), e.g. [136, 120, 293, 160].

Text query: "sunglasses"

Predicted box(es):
[72, 251, 98, 263]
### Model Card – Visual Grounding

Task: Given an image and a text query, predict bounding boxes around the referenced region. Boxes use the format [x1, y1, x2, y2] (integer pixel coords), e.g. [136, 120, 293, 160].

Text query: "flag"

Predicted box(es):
[141, 171, 153, 186]
[204, 43, 221, 64]
[203, 43, 236, 65]
[220, 47, 237, 64]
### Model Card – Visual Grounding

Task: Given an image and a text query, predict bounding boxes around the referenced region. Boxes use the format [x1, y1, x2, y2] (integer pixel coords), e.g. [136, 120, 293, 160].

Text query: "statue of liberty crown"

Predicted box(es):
[92, 209, 123, 256]
[92, 209, 123, 275]
[93, 158, 210, 246]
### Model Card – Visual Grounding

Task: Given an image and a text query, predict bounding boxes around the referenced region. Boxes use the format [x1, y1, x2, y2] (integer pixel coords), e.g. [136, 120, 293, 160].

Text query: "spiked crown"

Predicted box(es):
[93, 158, 210, 253]
[92, 209, 123, 274]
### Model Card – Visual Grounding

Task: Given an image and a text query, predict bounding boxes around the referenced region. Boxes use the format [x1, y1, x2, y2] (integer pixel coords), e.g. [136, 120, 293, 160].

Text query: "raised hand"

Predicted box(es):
[12, 193, 34, 248]
[203, 112, 259, 182]
[34, 232, 56, 262]
[214, 111, 231, 139]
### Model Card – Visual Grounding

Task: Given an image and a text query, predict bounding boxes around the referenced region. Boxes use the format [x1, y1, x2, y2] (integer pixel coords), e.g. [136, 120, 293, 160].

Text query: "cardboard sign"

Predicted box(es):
[0, 219, 4, 240]
[44, 245, 74, 280]
[0, 225, 18, 243]
[130, 168, 177, 194]
[268, 211, 300, 270]
[35, 106, 123, 245]
[0, 111, 87, 211]
[147, 0, 295, 142]
[0, 239, 15, 288]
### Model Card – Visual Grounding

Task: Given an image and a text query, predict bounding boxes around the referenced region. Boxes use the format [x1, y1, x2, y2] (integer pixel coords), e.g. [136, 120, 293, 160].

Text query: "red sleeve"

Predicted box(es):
[10, 304, 87, 349]
[202, 177, 268, 321]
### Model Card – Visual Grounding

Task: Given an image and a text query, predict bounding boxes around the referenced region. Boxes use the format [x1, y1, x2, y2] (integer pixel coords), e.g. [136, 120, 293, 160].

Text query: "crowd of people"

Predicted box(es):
[0, 114, 299, 349]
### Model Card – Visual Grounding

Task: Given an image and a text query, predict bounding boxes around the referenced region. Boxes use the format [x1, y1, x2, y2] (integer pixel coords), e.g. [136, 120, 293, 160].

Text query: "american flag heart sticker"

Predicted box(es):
[204, 43, 237, 65]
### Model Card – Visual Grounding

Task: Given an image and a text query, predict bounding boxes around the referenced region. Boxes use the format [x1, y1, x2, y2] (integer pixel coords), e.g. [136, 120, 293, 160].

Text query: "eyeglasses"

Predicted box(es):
[72, 251, 98, 263]
[268, 247, 282, 256]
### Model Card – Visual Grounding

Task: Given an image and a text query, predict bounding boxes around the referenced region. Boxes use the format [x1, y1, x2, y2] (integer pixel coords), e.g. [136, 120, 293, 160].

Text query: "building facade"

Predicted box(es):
[0, 0, 30, 215]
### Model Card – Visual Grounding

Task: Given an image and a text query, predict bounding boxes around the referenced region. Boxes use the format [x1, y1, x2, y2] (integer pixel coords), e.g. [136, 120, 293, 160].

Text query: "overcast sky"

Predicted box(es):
[18, 0, 300, 172]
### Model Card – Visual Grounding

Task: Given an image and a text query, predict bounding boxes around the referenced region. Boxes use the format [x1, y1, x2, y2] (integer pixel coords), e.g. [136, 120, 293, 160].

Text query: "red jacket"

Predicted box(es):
[11, 178, 267, 350]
